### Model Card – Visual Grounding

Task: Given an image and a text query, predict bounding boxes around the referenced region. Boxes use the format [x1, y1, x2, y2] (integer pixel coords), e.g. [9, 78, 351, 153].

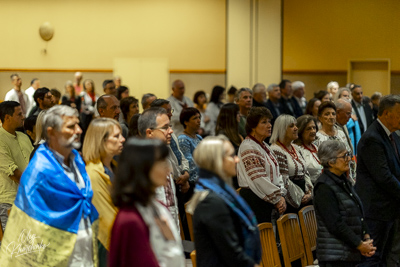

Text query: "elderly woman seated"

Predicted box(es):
[314, 140, 376, 267]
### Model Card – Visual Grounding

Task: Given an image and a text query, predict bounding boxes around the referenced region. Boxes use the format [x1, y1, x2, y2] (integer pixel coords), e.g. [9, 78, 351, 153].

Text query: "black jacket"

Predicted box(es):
[351, 99, 374, 133]
[279, 96, 303, 118]
[356, 120, 400, 221]
[193, 179, 256, 267]
[314, 170, 366, 262]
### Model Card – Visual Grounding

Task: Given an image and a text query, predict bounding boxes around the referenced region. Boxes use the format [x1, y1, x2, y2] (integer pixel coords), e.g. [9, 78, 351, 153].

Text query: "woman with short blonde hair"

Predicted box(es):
[83, 117, 125, 267]
[190, 136, 261, 267]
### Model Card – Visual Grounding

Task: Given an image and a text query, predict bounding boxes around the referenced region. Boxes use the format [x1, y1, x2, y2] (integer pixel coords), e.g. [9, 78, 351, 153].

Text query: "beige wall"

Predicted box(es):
[283, 0, 400, 71]
[227, 0, 282, 88]
[0, 0, 226, 70]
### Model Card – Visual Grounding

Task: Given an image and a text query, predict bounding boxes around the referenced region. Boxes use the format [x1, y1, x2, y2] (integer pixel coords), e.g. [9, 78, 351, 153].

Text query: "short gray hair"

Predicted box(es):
[138, 107, 167, 137]
[42, 105, 79, 141]
[234, 88, 252, 102]
[318, 140, 347, 168]
[252, 83, 266, 94]
[292, 81, 305, 91]
[334, 98, 351, 110]
[270, 114, 296, 144]
[378, 94, 400, 116]
[267, 83, 279, 92]
[334, 87, 351, 101]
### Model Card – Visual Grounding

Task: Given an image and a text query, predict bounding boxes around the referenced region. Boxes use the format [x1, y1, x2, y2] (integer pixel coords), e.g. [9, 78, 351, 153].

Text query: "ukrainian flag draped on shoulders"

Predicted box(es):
[0, 143, 99, 266]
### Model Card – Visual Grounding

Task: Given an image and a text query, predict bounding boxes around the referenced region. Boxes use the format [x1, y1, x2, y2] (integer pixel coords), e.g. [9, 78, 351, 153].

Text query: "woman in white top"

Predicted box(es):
[237, 107, 287, 223]
[294, 115, 323, 184]
[204, 85, 225, 136]
[270, 114, 313, 214]
[314, 101, 356, 184]
[314, 101, 351, 151]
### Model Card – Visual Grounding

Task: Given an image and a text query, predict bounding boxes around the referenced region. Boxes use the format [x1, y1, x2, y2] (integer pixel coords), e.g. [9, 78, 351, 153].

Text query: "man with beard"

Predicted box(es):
[0, 105, 99, 266]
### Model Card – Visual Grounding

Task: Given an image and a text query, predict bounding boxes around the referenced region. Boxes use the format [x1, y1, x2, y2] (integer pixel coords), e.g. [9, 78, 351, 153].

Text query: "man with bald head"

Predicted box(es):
[167, 80, 194, 136]
[97, 94, 128, 138]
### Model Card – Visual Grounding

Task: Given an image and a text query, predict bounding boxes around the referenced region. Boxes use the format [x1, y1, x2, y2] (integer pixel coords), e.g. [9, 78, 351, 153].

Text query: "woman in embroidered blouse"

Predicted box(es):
[270, 114, 313, 214]
[178, 107, 203, 183]
[109, 138, 185, 267]
[82, 118, 125, 266]
[294, 115, 323, 185]
[237, 107, 286, 223]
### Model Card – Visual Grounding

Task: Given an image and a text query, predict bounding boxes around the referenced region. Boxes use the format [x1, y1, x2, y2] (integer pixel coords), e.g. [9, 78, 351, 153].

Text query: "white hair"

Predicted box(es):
[42, 105, 79, 141]
[327, 81, 339, 90]
[269, 114, 296, 144]
[252, 83, 266, 94]
[292, 81, 305, 91]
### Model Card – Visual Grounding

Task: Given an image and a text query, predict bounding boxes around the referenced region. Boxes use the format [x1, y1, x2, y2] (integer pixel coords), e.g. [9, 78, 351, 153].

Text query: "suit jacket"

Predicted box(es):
[355, 120, 400, 221]
[265, 99, 284, 125]
[279, 96, 303, 118]
[351, 100, 374, 133]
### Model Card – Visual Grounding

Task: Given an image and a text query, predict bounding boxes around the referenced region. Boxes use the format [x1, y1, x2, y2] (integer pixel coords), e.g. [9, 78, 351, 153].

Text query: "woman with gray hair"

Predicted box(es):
[314, 140, 376, 267]
[270, 114, 313, 214]
[189, 136, 261, 267]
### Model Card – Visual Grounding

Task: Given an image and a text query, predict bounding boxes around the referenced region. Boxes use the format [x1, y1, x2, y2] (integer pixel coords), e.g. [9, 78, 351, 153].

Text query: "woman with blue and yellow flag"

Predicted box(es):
[0, 105, 99, 266]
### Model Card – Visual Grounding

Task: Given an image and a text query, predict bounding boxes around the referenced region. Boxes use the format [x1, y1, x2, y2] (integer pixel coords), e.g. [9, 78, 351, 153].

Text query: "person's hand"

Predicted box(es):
[176, 171, 190, 185]
[301, 193, 312, 204]
[357, 239, 376, 257]
[351, 114, 358, 121]
[180, 181, 190, 194]
[274, 197, 286, 214]
[203, 115, 210, 123]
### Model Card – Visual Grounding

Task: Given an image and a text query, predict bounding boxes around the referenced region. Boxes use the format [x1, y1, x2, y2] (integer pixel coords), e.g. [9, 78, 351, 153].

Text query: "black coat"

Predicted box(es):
[279, 96, 303, 118]
[193, 183, 257, 267]
[351, 100, 374, 133]
[355, 120, 400, 221]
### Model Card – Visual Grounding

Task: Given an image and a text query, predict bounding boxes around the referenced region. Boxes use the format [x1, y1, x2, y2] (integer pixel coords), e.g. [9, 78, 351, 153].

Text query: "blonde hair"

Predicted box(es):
[34, 110, 47, 145]
[193, 135, 230, 179]
[82, 118, 121, 162]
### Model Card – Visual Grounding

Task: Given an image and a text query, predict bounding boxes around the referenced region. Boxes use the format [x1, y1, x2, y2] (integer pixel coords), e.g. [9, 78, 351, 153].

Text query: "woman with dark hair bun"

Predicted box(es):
[204, 85, 225, 135]
[109, 138, 185, 267]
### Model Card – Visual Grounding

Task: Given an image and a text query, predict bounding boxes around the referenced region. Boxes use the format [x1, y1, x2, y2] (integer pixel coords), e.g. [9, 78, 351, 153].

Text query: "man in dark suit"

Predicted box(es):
[356, 94, 400, 266]
[265, 83, 284, 126]
[351, 85, 374, 134]
[279, 79, 303, 118]
[252, 83, 267, 107]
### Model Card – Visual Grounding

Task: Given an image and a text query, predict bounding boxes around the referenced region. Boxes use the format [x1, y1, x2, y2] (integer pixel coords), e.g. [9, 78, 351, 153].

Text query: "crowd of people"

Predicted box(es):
[0, 72, 399, 267]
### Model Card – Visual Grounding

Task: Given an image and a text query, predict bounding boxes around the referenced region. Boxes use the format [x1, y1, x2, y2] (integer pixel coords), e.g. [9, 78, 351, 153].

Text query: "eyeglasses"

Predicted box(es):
[335, 152, 352, 161]
[151, 124, 172, 132]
